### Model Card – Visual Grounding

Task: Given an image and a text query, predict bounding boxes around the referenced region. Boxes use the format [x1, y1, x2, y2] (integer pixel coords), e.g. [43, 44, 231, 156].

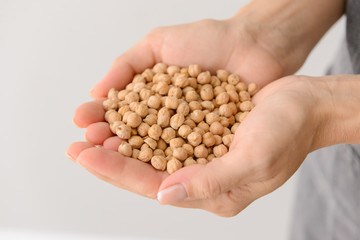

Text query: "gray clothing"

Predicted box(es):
[289, 0, 360, 239]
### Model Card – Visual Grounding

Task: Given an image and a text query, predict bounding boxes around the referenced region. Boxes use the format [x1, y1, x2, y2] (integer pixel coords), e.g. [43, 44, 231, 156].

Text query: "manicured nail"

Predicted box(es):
[157, 184, 187, 204]
[65, 151, 75, 161]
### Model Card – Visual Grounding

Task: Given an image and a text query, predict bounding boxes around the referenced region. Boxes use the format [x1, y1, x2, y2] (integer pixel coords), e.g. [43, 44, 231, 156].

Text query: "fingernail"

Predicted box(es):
[65, 151, 75, 161]
[157, 184, 187, 205]
[72, 117, 81, 128]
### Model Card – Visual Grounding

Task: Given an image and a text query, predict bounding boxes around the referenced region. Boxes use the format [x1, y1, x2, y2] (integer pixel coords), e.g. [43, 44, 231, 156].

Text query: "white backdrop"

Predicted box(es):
[0, 0, 345, 239]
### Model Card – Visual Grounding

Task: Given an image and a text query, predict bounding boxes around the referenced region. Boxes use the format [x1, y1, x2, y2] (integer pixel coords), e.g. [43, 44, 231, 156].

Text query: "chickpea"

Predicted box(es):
[219, 104, 233, 118]
[138, 147, 153, 162]
[197, 71, 211, 84]
[216, 69, 229, 82]
[235, 82, 247, 92]
[118, 142, 132, 157]
[170, 113, 185, 130]
[106, 111, 122, 123]
[116, 124, 132, 139]
[157, 139, 167, 151]
[169, 137, 186, 149]
[153, 62, 167, 74]
[194, 144, 208, 158]
[167, 159, 182, 174]
[154, 149, 166, 157]
[168, 86, 182, 98]
[178, 124, 192, 138]
[137, 122, 150, 137]
[197, 158, 208, 165]
[103, 99, 118, 111]
[139, 88, 153, 101]
[151, 155, 167, 171]
[188, 64, 201, 77]
[132, 149, 140, 159]
[197, 121, 210, 132]
[173, 147, 188, 161]
[216, 92, 230, 105]
[134, 103, 149, 118]
[177, 102, 190, 116]
[214, 135, 222, 145]
[147, 95, 161, 109]
[157, 107, 170, 127]
[222, 134, 234, 147]
[161, 127, 176, 143]
[125, 92, 139, 104]
[240, 101, 255, 112]
[205, 112, 220, 125]
[126, 112, 142, 128]
[167, 65, 180, 76]
[214, 144, 228, 158]
[211, 76, 221, 87]
[187, 132, 202, 147]
[214, 86, 226, 97]
[144, 137, 157, 150]
[184, 157, 197, 167]
[190, 110, 205, 123]
[143, 114, 157, 126]
[128, 136, 144, 148]
[165, 96, 179, 109]
[202, 132, 216, 147]
[148, 124, 162, 140]
[210, 122, 224, 135]
[174, 74, 189, 88]
[188, 101, 202, 112]
[227, 74, 240, 85]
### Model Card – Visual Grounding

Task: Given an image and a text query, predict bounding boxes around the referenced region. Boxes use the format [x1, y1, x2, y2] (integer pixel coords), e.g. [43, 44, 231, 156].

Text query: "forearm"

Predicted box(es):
[313, 75, 360, 150]
[228, 0, 345, 75]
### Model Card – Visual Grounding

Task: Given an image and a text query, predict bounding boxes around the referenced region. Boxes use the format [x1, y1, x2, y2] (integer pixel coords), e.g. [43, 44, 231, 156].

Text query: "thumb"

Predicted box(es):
[157, 149, 249, 205]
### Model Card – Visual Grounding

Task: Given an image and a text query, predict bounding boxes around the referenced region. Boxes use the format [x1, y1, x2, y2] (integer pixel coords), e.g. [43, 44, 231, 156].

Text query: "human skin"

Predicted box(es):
[66, 0, 355, 217]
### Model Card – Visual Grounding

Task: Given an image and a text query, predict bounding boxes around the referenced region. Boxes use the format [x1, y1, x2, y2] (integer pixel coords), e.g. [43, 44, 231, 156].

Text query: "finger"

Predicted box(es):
[90, 38, 156, 99]
[65, 141, 95, 162]
[103, 136, 123, 151]
[157, 149, 253, 204]
[77, 147, 167, 199]
[73, 99, 105, 128]
[85, 122, 113, 145]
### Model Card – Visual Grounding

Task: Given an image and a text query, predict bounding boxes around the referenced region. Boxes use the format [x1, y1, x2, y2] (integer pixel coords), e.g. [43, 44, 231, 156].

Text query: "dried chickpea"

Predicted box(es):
[153, 149, 165, 157]
[219, 104, 233, 117]
[173, 147, 188, 161]
[216, 69, 229, 82]
[201, 101, 214, 111]
[148, 108, 158, 115]
[153, 62, 167, 74]
[161, 127, 176, 143]
[193, 127, 206, 136]
[170, 113, 185, 130]
[197, 121, 210, 132]
[118, 89, 130, 101]
[165, 96, 179, 109]
[174, 74, 189, 88]
[210, 122, 224, 135]
[222, 134, 234, 147]
[133, 82, 146, 93]
[190, 110, 205, 123]
[118, 142, 132, 157]
[227, 74, 240, 85]
[128, 136, 144, 148]
[214, 86, 226, 97]
[116, 124, 132, 139]
[214, 135, 222, 145]
[103, 99, 118, 111]
[165, 147, 173, 157]
[228, 102, 238, 115]
[197, 158, 208, 165]
[216, 92, 230, 105]
[169, 138, 186, 149]
[134, 103, 149, 118]
[151, 155, 167, 171]
[197, 71, 211, 84]
[177, 102, 190, 116]
[168, 86, 182, 98]
[188, 77, 198, 88]
[220, 117, 230, 128]
[107, 88, 119, 101]
[187, 132, 202, 147]
[188, 101, 202, 112]
[144, 137, 157, 150]
[231, 122, 240, 134]
[207, 154, 216, 162]
[228, 90, 239, 103]
[110, 121, 124, 134]
[132, 149, 140, 159]
[139, 88, 152, 101]
[157, 107, 170, 127]
[248, 83, 259, 96]
[148, 124, 162, 140]
[194, 144, 208, 158]
[214, 144, 228, 158]
[147, 95, 161, 109]
[202, 132, 216, 147]
[133, 74, 146, 83]
[156, 81, 170, 95]
[240, 101, 255, 112]
[235, 82, 247, 92]
[184, 119, 196, 128]
[205, 112, 220, 125]
[225, 84, 236, 92]
[126, 112, 142, 128]
[182, 144, 194, 156]
[106, 111, 122, 123]
[137, 122, 150, 137]
[223, 127, 231, 136]
[167, 159, 182, 174]
[167, 65, 180, 76]
[157, 139, 167, 151]
[188, 64, 201, 77]
[125, 92, 139, 104]
[185, 90, 199, 102]
[178, 124, 192, 138]
[118, 105, 130, 116]
[143, 114, 157, 126]
[211, 76, 221, 87]
[184, 157, 197, 167]
[142, 68, 154, 82]
[239, 91, 251, 102]
[138, 147, 153, 162]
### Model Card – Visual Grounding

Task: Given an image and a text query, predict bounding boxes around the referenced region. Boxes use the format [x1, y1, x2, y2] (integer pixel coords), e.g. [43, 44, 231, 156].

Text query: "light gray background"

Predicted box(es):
[0, 0, 345, 239]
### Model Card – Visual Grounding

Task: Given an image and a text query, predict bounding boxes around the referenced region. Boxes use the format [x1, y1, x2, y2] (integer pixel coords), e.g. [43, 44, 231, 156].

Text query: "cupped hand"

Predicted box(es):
[67, 75, 329, 216]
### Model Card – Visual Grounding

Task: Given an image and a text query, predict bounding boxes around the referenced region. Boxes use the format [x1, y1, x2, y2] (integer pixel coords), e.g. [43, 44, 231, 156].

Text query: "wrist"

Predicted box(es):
[227, 0, 345, 76]
[310, 75, 360, 150]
